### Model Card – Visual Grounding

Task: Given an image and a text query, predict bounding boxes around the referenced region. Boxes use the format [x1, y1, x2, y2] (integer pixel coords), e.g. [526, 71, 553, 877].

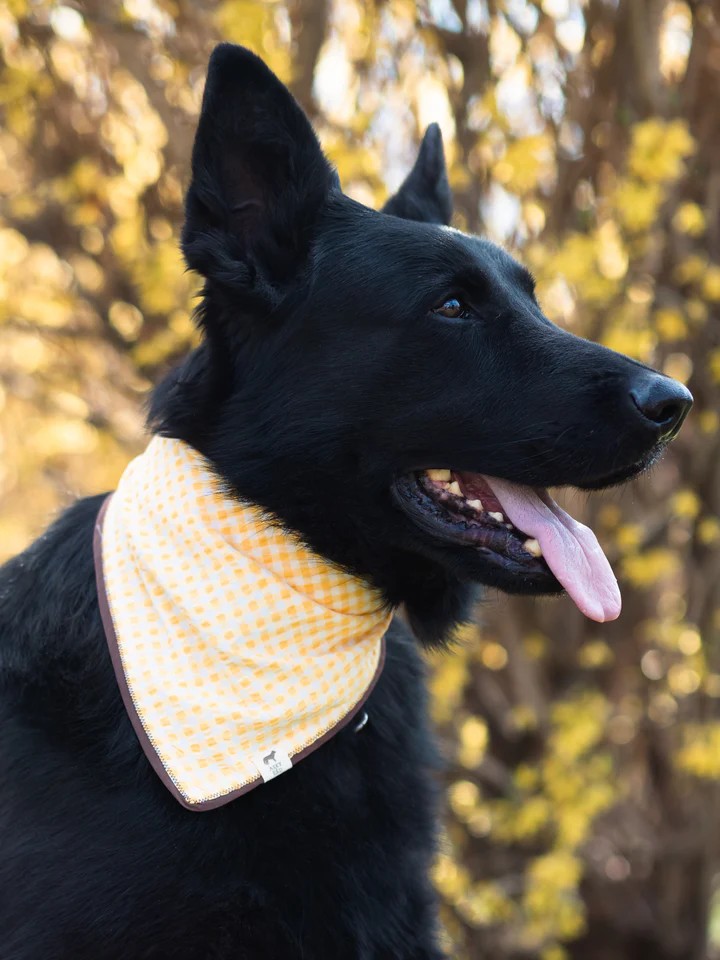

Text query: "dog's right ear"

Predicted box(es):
[182, 44, 335, 310]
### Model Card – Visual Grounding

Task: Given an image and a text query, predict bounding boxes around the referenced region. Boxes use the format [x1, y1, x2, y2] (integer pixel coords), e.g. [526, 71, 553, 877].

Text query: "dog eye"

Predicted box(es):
[432, 297, 469, 320]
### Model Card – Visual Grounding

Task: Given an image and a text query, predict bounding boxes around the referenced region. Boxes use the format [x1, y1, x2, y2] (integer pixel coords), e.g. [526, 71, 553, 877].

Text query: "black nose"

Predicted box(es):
[630, 374, 693, 440]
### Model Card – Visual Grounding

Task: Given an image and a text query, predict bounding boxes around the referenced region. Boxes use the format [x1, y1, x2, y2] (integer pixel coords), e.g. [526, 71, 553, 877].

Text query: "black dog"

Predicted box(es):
[0, 45, 691, 959]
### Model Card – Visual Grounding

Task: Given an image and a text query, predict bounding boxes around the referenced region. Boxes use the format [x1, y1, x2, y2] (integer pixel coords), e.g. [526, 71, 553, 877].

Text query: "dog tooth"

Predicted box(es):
[448, 481, 462, 497]
[523, 538, 542, 557]
[488, 511, 504, 522]
[467, 499, 483, 511]
[427, 469, 451, 482]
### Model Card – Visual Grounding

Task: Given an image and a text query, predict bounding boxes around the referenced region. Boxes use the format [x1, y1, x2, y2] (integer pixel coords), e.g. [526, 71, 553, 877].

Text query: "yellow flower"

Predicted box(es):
[448, 780, 480, 819]
[673, 202, 706, 236]
[654, 307, 687, 342]
[703, 266, 720, 301]
[621, 549, 679, 587]
[578, 641, 614, 669]
[709, 350, 720, 384]
[457, 716, 489, 769]
[616, 523, 644, 552]
[672, 490, 700, 519]
[677, 723, 720, 779]
[698, 517, 720, 545]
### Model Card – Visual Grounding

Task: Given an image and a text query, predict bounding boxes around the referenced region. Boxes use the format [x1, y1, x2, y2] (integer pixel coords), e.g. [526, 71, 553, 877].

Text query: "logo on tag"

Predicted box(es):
[252, 746, 293, 782]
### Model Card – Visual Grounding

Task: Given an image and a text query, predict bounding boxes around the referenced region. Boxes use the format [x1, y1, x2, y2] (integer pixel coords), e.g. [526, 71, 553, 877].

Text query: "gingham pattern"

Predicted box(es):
[99, 436, 390, 807]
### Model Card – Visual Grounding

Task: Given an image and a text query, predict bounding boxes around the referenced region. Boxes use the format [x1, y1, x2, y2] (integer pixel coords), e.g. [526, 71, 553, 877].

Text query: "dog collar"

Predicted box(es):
[93, 436, 390, 811]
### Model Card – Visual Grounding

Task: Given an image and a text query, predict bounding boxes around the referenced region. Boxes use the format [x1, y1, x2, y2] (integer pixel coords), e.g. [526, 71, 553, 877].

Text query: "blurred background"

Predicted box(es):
[0, 0, 719, 957]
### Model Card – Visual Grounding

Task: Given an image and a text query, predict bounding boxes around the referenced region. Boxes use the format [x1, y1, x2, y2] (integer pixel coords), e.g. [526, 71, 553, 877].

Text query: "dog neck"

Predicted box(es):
[94, 436, 391, 810]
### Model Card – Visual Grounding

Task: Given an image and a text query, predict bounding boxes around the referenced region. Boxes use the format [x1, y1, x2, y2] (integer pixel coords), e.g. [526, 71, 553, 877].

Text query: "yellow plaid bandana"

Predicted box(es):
[94, 436, 390, 811]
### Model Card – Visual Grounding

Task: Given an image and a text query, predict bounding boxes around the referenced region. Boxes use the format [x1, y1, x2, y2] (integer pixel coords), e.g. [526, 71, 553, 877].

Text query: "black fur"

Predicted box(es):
[0, 45, 691, 959]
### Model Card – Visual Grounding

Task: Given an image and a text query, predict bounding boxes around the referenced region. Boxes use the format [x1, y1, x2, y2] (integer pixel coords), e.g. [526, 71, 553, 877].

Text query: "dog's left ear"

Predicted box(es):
[382, 124, 453, 226]
[182, 44, 335, 309]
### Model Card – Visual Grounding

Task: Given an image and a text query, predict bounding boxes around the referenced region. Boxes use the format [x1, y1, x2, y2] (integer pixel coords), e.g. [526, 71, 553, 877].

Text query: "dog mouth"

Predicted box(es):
[392, 469, 621, 623]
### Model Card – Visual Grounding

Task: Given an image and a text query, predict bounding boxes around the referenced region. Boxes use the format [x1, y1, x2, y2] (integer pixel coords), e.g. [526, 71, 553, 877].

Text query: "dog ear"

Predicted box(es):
[182, 44, 335, 308]
[382, 124, 453, 226]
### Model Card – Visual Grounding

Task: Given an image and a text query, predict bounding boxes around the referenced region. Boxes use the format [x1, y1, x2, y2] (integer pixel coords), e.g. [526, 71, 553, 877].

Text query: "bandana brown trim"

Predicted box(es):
[93, 494, 387, 812]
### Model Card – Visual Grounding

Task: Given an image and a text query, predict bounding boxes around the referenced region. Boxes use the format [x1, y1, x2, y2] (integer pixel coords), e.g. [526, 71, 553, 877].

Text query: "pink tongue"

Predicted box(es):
[484, 476, 621, 623]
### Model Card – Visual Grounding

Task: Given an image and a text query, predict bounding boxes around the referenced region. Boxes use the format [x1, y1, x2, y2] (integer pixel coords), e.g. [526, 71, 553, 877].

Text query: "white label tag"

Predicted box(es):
[252, 746, 293, 782]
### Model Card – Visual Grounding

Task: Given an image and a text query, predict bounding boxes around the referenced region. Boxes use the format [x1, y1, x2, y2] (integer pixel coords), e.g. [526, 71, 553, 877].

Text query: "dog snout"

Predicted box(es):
[629, 372, 693, 441]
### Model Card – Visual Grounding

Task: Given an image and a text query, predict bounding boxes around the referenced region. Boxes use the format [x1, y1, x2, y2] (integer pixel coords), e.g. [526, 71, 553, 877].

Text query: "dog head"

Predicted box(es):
[152, 44, 691, 641]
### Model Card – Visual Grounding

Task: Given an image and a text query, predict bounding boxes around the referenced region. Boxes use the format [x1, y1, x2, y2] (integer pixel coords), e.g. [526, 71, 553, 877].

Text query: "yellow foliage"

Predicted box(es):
[433, 853, 473, 903]
[709, 350, 720, 385]
[511, 796, 552, 840]
[524, 852, 586, 942]
[699, 410, 719, 433]
[70, 254, 105, 293]
[429, 649, 469, 724]
[528, 851, 583, 893]
[214, 2, 270, 57]
[596, 220, 627, 280]
[602, 326, 655, 363]
[614, 179, 663, 232]
[671, 489, 700, 519]
[0, 226, 28, 263]
[455, 881, 515, 927]
[577, 641, 614, 669]
[654, 307, 687, 342]
[448, 780, 481, 820]
[509, 704, 539, 732]
[541, 947, 569, 960]
[667, 664, 701, 696]
[109, 301, 144, 341]
[547, 232, 620, 305]
[515, 764, 540, 792]
[27, 417, 98, 457]
[480, 641, 508, 670]
[677, 627, 701, 655]
[628, 119, 694, 183]
[494, 134, 553, 194]
[523, 631, 548, 660]
[663, 351, 692, 385]
[554, 783, 616, 848]
[674, 253, 707, 284]
[702, 266, 720, 301]
[621, 549, 680, 587]
[686, 298, 708, 324]
[615, 523, 644, 552]
[677, 724, 720, 779]
[698, 517, 720, 545]
[457, 716, 489, 769]
[673, 202, 706, 236]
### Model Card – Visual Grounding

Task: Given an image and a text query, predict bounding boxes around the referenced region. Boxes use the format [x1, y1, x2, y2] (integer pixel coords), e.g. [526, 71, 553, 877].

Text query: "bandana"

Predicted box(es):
[94, 436, 390, 811]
